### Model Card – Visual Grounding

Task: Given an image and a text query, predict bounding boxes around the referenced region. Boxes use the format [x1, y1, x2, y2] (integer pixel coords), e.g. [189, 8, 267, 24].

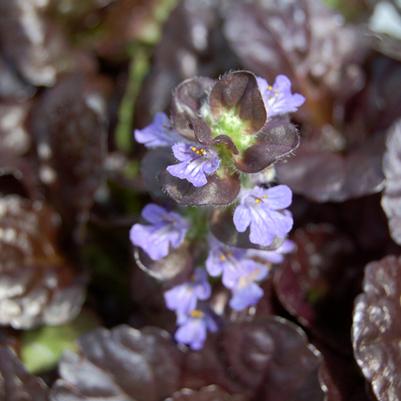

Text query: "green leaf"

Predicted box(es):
[20, 311, 99, 374]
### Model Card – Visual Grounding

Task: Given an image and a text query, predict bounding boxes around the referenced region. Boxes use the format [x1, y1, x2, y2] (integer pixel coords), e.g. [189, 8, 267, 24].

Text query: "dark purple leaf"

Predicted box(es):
[316, 340, 369, 401]
[0, 102, 31, 158]
[236, 118, 299, 173]
[224, 0, 366, 105]
[167, 386, 248, 401]
[161, 171, 240, 206]
[135, 0, 238, 127]
[31, 73, 107, 227]
[140, 147, 176, 201]
[134, 244, 193, 283]
[180, 338, 243, 394]
[0, 0, 72, 86]
[0, 346, 49, 401]
[209, 70, 266, 133]
[93, 0, 160, 60]
[0, 195, 86, 329]
[352, 255, 401, 401]
[171, 76, 214, 140]
[273, 224, 358, 352]
[51, 325, 182, 401]
[0, 57, 35, 101]
[346, 57, 401, 136]
[381, 119, 401, 245]
[276, 132, 385, 202]
[220, 317, 325, 401]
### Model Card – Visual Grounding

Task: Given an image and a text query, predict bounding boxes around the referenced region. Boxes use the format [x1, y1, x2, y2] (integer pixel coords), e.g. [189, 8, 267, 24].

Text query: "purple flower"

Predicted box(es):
[229, 261, 269, 311]
[233, 185, 294, 247]
[134, 112, 180, 148]
[206, 237, 249, 288]
[129, 203, 189, 260]
[166, 143, 220, 187]
[246, 239, 296, 264]
[175, 309, 218, 350]
[164, 268, 211, 315]
[256, 75, 305, 118]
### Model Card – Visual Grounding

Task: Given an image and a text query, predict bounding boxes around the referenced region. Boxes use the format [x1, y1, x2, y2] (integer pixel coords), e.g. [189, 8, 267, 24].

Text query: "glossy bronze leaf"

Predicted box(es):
[0, 196, 86, 329]
[352, 255, 401, 401]
[224, 0, 366, 101]
[0, 0, 71, 86]
[0, 346, 49, 401]
[0, 57, 34, 101]
[171, 77, 215, 140]
[381, 119, 401, 245]
[161, 171, 240, 206]
[51, 325, 182, 401]
[31, 74, 107, 226]
[274, 224, 357, 351]
[276, 133, 385, 202]
[236, 118, 299, 173]
[209, 71, 266, 133]
[220, 317, 325, 401]
[134, 243, 193, 283]
[167, 386, 248, 401]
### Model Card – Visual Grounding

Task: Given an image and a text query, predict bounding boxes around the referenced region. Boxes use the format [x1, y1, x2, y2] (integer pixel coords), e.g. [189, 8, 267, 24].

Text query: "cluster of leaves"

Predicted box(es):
[0, 0, 401, 401]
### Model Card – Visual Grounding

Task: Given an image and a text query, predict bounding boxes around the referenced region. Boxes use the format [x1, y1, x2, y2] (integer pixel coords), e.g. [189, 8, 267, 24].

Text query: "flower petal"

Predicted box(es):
[230, 283, 264, 311]
[233, 204, 251, 232]
[134, 112, 178, 148]
[265, 185, 293, 210]
[175, 319, 207, 350]
[141, 203, 167, 224]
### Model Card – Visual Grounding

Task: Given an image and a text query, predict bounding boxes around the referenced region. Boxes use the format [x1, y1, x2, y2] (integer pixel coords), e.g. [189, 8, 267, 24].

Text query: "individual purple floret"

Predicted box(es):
[166, 143, 220, 187]
[206, 237, 248, 288]
[175, 309, 218, 350]
[129, 203, 189, 260]
[229, 261, 269, 311]
[233, 185, 294, 247]
[256, 75, 305, 118]
[164, 268, 211, 316]
[247, 239, 296, 264]
[134, 112, 180, 148]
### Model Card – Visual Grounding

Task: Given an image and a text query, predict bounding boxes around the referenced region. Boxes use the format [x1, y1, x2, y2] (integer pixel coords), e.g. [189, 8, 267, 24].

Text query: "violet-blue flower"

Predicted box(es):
[134, 112, 180, 148]
[256, 75, 305, 118]
[164, 268, 211, 316]
[175, 309, 217, 350]
[229, 261, 269, 311]
[206, 237, 249, 288]
[129, 203, 189, 261]
[233, 185, 293, 247]
[166, 143, 220, 187]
